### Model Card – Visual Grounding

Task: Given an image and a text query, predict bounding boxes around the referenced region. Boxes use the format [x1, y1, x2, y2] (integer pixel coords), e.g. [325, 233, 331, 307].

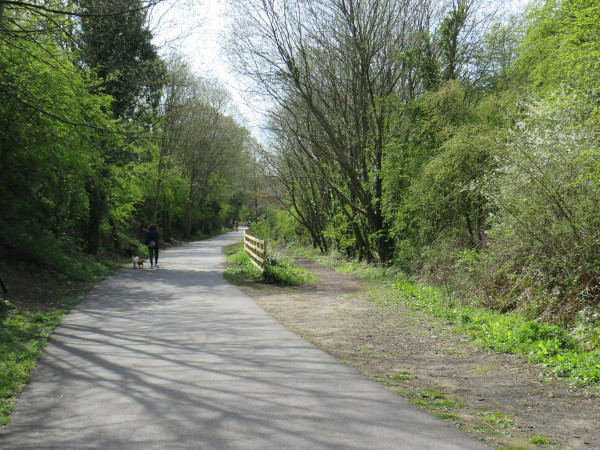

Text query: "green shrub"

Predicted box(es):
[389, 278, 600, 385]
[0, 299, 15, 321]
[224, 244, 315, 286]
[528, 435, 557, 445]
[0, 225, 110, 282]
[223, 243, 263, 284]
[248, 206, 311, 246]
[262, 254, 316, 286]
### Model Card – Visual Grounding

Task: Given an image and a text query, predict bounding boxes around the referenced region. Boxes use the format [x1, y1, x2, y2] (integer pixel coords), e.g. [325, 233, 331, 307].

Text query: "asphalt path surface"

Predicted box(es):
[0, 232, 489, 449]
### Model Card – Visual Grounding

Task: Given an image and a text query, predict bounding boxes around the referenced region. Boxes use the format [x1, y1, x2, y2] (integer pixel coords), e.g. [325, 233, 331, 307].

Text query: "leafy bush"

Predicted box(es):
[392, 277, 600, 385]
[248, 206, 311, 247]
[224, 244, 314, 286]
[481, 96, 600, 322]
[223, 243, 263, 284]
[461, 316, 577, 356]
[0, 225, 111, 282]
[262, 254, 315, 286]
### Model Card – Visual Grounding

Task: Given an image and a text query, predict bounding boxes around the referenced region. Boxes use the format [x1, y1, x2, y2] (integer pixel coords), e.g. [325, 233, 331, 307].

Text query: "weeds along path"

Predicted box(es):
[242, 256, 600, 449]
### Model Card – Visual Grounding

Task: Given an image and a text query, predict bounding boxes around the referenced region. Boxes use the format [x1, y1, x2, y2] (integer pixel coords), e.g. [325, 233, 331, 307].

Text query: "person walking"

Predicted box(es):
[144, 224, 160, 269]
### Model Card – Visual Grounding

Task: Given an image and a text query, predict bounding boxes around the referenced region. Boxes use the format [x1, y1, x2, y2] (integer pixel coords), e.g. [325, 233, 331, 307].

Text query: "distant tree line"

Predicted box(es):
[0, 0, 258, 274]
[231, 0, 600, 324]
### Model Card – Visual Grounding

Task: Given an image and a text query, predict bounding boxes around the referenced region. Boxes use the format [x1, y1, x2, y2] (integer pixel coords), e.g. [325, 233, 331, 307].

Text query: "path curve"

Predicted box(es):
[0, 232, 488, 449]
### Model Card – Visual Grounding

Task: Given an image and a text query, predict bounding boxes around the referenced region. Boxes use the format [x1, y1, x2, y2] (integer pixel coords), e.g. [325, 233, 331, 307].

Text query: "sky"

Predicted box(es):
[150, 0, 261, 136]
[151, 0, 533, 144]
[151, 0, 232, 81]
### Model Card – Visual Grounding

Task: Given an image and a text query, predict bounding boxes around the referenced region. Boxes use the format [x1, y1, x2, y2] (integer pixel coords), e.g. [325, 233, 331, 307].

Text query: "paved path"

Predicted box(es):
[1, 232, 488, 449]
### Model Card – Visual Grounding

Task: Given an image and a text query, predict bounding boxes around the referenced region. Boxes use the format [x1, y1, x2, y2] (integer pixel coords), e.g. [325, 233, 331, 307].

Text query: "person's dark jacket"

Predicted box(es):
[144, 229, 160, 248]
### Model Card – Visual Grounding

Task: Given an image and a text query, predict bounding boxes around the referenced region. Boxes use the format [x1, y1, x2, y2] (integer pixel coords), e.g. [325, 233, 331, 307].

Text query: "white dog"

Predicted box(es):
[132, 256, 145, 269]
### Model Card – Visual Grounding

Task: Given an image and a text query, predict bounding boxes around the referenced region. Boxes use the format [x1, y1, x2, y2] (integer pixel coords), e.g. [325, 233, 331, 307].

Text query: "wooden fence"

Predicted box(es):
[244, 232, 268, 272]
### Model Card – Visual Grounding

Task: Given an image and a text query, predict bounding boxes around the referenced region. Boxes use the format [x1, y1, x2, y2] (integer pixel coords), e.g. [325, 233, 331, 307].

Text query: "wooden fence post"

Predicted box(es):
[243, 231, 268, 272]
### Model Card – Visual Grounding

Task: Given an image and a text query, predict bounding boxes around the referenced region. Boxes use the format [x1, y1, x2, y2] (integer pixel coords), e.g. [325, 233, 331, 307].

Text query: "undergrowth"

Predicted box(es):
[0, 248, 129, 426]
[263, 254, 316, 286]
[223, 243, 263, 284]
[0, 296, 82, 425]
[224, 243, 315, 286]
[393, 281, 600, 385]
[305, 249, 600, 386]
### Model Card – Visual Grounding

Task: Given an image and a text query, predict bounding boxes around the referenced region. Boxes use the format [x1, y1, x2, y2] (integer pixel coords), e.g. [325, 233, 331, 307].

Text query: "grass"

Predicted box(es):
[529, 435, 558, 445]
[224, 243, 316, 286]
[0, 245, 141, 425]
[399, 282, 600, 385]
[0, 297, 82, 424]
[479, 411, 515, 428]
[404, 388, 463, 413]
[372, 373, 464, 417]
[357, 346, 381, 358]
[302, 249, 600, 386]
[223, 242, 263, 284]
[433, 412, 460, 420]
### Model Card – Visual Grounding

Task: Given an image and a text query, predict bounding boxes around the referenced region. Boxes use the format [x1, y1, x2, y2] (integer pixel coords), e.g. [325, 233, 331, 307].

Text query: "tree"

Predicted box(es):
[265, 106, 331, 253]
[76, 0, 166, 253]
[179, 91, 249, 237]
[153, 59, 254, 238]
[0, 2, 117, 265]
[481, 95, 600, 318]
[514, 0, 600, 97]
[231, 0, 433, 262]
[77, 0, 165, 121]
[230, 0, 504, 262]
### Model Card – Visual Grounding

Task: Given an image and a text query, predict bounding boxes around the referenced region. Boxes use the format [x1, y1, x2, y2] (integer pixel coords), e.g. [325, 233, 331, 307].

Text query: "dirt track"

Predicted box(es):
[240, 257, 600, 449]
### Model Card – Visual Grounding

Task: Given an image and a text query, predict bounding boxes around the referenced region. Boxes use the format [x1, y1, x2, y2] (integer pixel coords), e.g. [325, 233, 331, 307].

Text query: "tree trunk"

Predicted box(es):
[85, 181, 104, 255]
[162, 208, 171, 242]
[0, 272, 8, 298]
[184, 202, 192, 238]
[109, 218, 121, 252]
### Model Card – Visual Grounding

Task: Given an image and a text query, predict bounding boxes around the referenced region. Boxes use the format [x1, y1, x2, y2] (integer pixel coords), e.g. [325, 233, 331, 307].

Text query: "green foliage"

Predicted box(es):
[262, 254, 316, 286]
[471, 16, 526, 93]
[249, 206, 312, 247]
[482, 95, 600, 319]
[438, 2, 468, 81]
[463, 316, 577, 356]
[322, 210, 359, 258]
[0, 3, 257, 263]
[250, 0, 600, 336]
[224, 243, 314, 287]
[0, 14, 113, 250]
[78, 0, 166, 120]
[385, 80, 500, 269]
[515, 0, 600, 97]
[528, 435, 557, 445]
[391, 278, 600, 385]
[408, 123, 492, 248]
[480, 411, 515, 429]
[0, 295, 85, 425]
[223, 243, 263, 284]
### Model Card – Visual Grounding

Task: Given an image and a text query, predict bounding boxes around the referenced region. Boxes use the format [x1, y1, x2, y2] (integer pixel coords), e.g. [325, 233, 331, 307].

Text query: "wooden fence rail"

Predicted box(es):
[244, 232, 268, 272]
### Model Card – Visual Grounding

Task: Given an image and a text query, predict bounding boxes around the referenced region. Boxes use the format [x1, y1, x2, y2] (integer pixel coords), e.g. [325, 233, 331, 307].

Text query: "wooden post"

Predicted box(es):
[243, 231, 268, 272]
